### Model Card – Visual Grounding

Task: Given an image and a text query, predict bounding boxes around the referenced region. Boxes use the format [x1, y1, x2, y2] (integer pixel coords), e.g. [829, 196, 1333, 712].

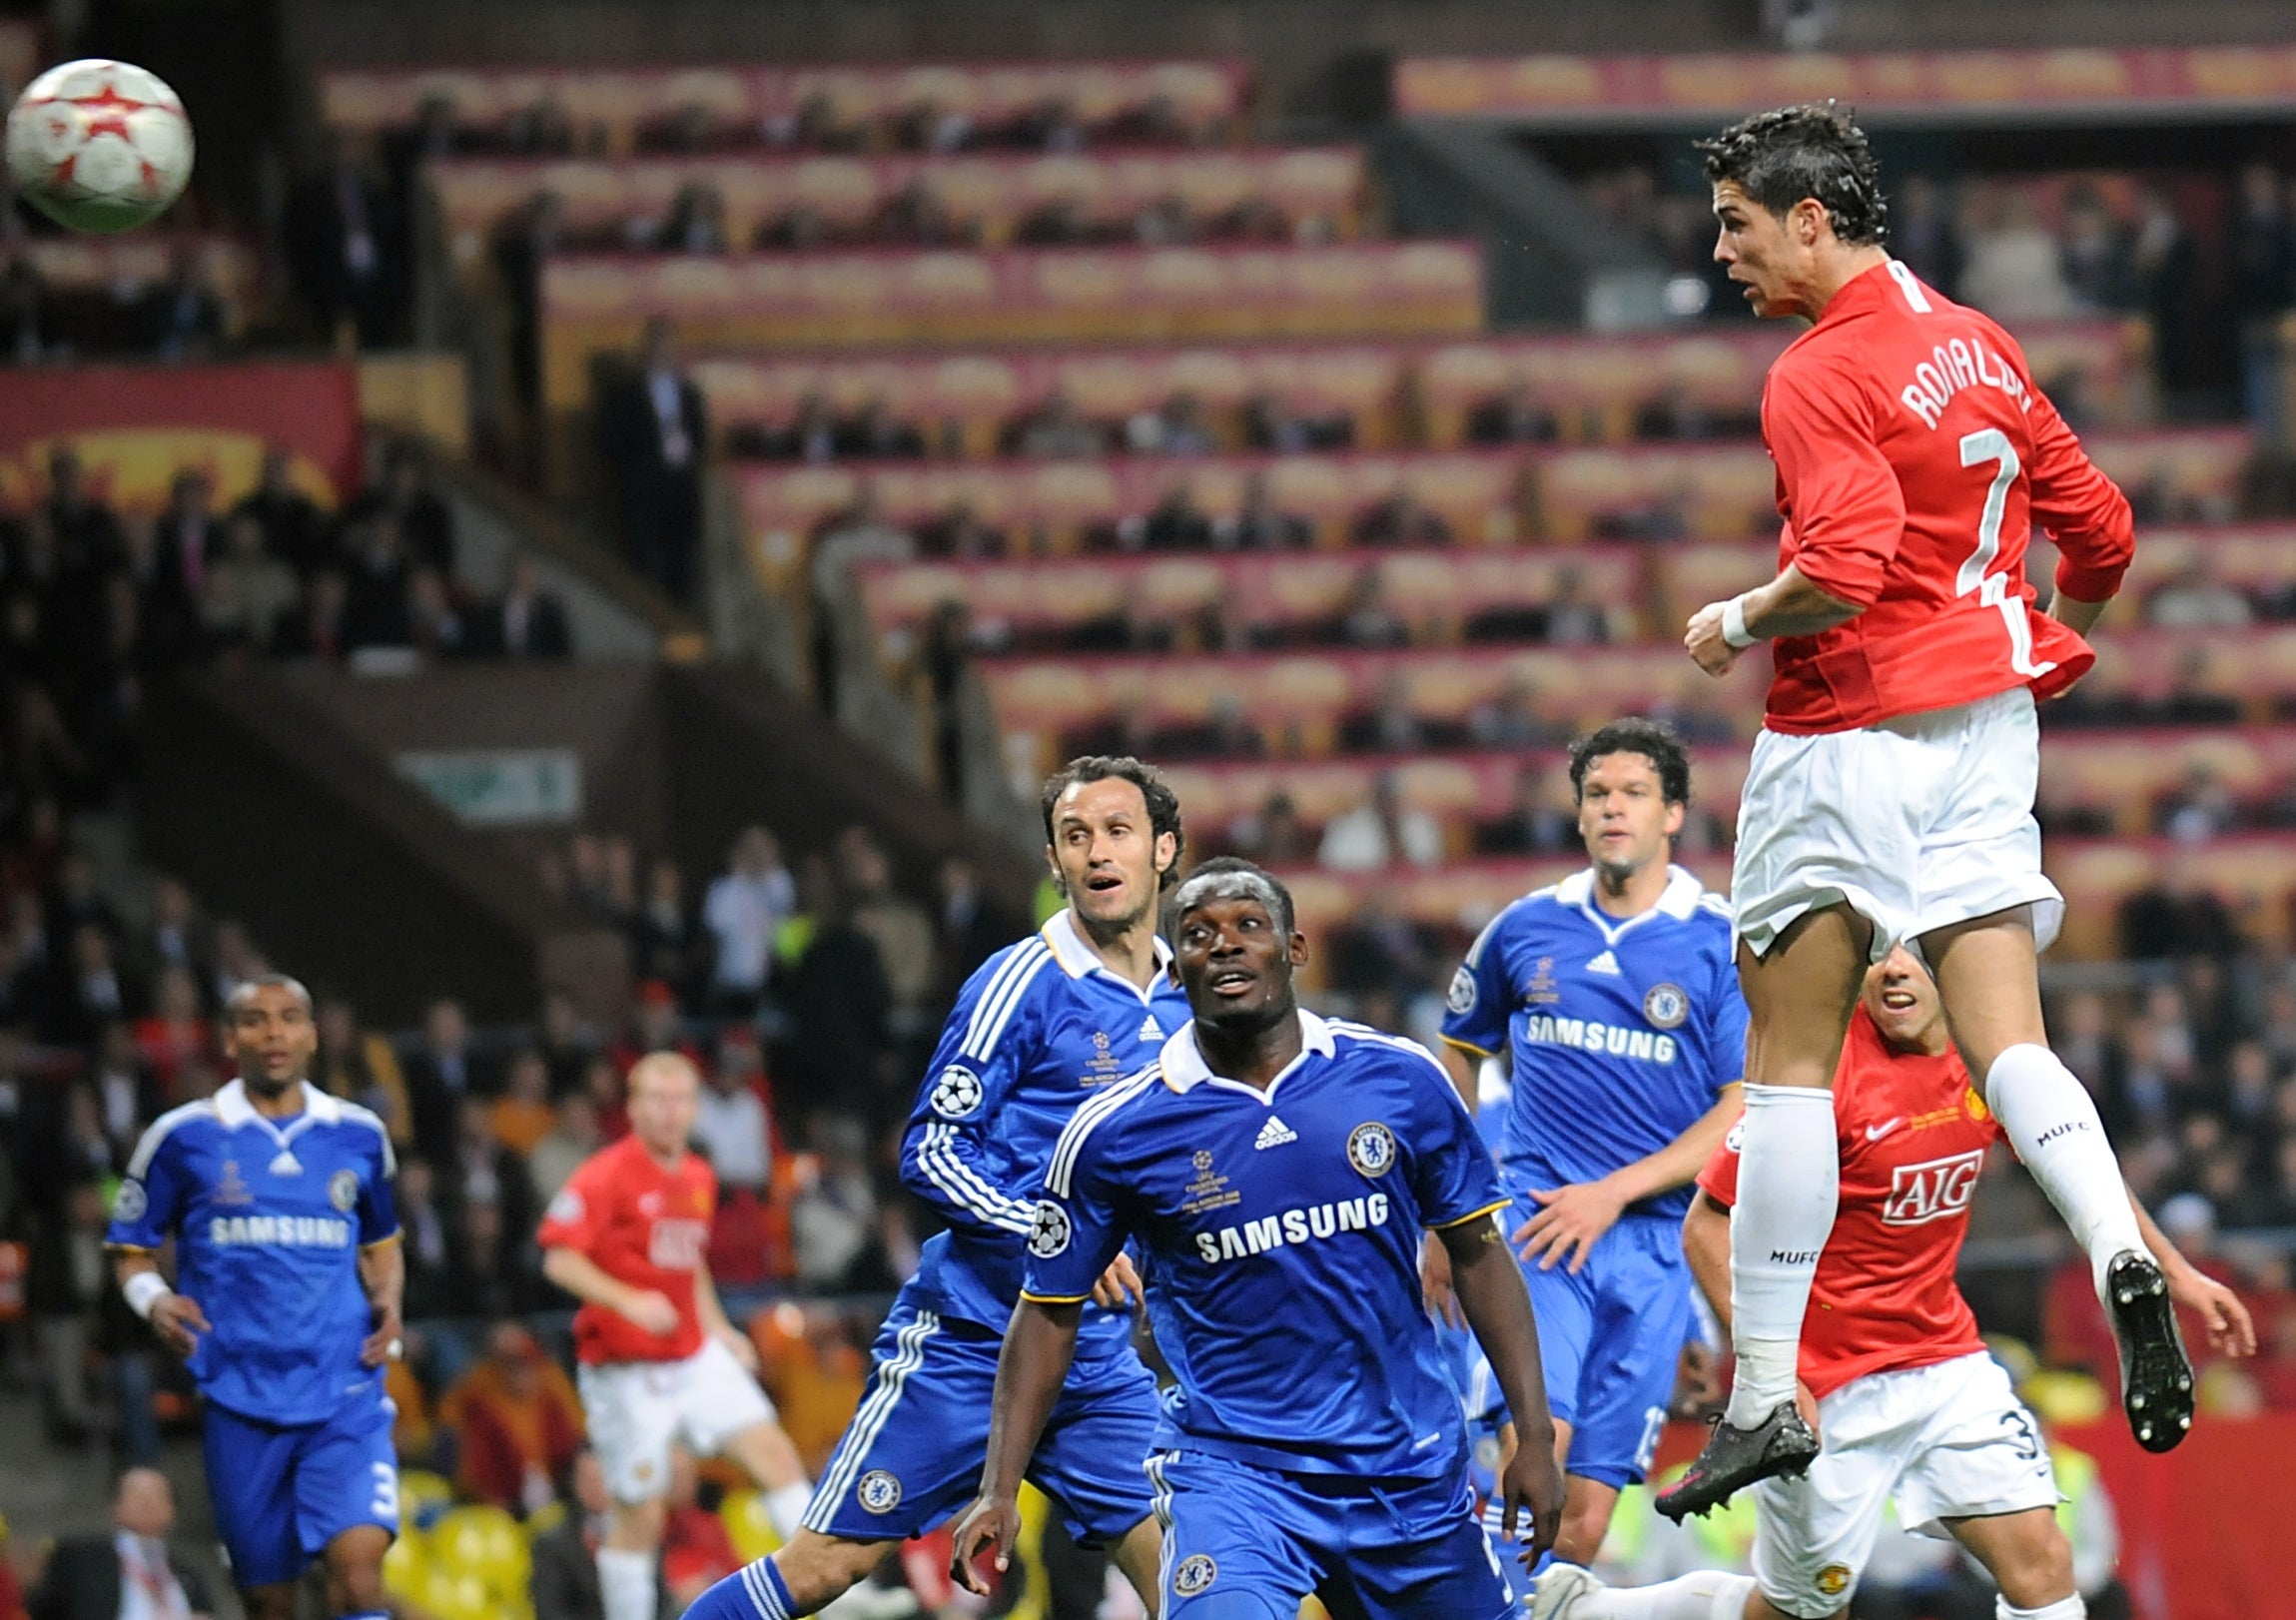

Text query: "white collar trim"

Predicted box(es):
[214, 1079, 340, 1128]
[1556, 864, 1704, 944]
[1159, 1009, 1335, 1095]
[1043, 907, 1173, 991]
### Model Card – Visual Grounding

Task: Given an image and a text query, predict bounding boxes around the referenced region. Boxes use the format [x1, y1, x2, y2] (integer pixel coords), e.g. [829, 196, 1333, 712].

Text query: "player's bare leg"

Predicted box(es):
[1945, 1506, 2082, 1617]
[599, 1495, 668, 1620]
[1532, 1562, 1762, 1620]
[1106, 1513, 1162, 1607]
[1659, 906, 1865, 1521]
[1924, 908, 2187, 1451]
[720, 1417, 819, 1542]
[237, 1584, 299, 1620]
[767, 1529, 903, 1611]
[322, 1522, 393, 1618]
[1496, 1418, 1621, 1568]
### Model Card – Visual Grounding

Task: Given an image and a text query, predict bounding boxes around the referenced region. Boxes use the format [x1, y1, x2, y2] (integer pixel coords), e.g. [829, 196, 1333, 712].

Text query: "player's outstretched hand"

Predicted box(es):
[151, 1292, 211, 1360]
[360, 1302, 406, 1368]
[1513, 1182, 1627, 1275]
[1498, 1428, 1565, 1564]
[1684, 602, 1744, 677]
[1419, 1231, 1462, 1327]
[1093, 1252, 1144, 1309]
[622, 1289, 682, 1336]
[2169, 1264, 2258, 1358]
[948, 1493, 1022, 1597]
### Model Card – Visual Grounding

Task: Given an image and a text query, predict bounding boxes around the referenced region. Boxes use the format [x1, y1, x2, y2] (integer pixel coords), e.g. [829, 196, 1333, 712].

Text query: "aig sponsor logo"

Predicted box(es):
[1882, 1150, 1985, 1226]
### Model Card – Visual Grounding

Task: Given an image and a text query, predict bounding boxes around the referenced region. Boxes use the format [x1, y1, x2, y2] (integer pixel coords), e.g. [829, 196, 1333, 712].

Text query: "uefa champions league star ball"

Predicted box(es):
[7, 59, 194, 234]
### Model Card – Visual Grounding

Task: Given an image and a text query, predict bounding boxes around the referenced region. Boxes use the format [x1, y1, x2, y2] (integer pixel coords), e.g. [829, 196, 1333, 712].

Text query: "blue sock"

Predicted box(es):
[684, 1554, 797, 1620]
[337, 1612, 390, 1620]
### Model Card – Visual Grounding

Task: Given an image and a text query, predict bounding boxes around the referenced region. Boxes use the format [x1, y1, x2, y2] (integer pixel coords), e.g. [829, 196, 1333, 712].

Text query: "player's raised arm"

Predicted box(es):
[2016, 358, 2136, 640]
[2131, 1195, 2256, 1358]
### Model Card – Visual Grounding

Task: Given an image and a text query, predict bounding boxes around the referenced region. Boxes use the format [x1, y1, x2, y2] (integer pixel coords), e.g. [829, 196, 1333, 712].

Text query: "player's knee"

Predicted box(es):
[609, 1494, 669, 1548]
[322, 1526, 390, 1606]
[1988, 1526, 2076, 1610]
[1553, 1502, 1615, 1565]
[238, 1586, 299, 1620]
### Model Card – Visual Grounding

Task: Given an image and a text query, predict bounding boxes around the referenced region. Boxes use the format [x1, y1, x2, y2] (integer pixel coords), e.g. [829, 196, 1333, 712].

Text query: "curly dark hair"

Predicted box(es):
[1040, 755, 1186, 889]
[1568, 717, 1693, 808]
[1696, 101, 1888, 247]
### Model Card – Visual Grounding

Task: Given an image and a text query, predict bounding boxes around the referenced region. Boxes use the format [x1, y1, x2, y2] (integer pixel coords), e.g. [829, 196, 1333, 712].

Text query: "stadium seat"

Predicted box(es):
[397, 1468, 457, 1533]
[721, 1486, 783, 1562]
[430, 1502, 534, 1605]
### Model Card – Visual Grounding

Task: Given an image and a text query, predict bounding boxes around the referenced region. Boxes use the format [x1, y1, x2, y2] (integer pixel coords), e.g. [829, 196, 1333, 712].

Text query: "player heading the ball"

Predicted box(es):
[953, 857, 1567, 1620]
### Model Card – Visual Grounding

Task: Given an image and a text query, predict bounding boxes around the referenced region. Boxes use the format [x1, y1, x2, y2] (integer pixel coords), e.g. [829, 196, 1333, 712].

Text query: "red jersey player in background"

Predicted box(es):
[537, 1054, 818, 1620]
[1535, 949, 2252, 1620]
[1666, 103, 2185, 1517]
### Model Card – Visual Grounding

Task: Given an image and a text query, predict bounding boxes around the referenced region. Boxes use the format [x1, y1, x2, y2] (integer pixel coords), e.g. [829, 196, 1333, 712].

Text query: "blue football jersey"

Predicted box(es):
[899, 907, 1190, 1355]
[1440, 866, 1746, 1223]
[107, 1080, 399, 1426]
[1025, 1011, 1508, 1480]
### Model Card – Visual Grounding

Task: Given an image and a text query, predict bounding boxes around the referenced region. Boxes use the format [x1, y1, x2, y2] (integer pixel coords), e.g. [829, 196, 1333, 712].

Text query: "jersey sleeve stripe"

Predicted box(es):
[1427, 1198, 1511, 1230]
[1438, 1033, 1497, 1058]
[948, 942, 1037, 1064]
[919, 1125, 1034, 1232]
[360, 1230, 404, 1250]
[1019, 1288, 1095, 1304]
[1046, 1070, 1157, 1198]
[124, 1099, 218, 1179]
[961, 944, 1053, 1063]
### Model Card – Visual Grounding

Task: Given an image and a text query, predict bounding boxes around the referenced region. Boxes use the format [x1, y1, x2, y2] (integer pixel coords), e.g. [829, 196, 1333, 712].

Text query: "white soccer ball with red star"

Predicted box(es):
[7, 59, 194, 233]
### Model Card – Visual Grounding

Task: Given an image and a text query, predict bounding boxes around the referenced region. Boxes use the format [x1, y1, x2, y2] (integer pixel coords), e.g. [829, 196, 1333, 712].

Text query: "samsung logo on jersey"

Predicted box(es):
[207, 1215, 354, 1248]
[1192, 1195, 1391, 1264]
[1520, 1016, 1678, 1065]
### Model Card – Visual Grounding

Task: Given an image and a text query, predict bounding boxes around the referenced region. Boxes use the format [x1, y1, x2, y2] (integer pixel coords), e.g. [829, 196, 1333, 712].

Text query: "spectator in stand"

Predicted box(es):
[629, 857, 703, 991]
[286, 131, 402, 348]
[790, 1113, 886, 1291]
[145, 469, 223, 650]
[837, 826, 936, 1033]
[536, 989, 599, 1093]
[839, 397, 926, 461]
[234, 446, 334, 578]
[1228, 789, 1316, 867]
[2156, 762, 2241, 843]
[692, 1030, 775, 1197]
[703, 826, 795, 1014]
[42, 448, 127, 656]
[599, 318, 708, 605]
[1322, 886, 1444, 999]
[1351, 488, 1449, 548]
[135, 876, 205, 985]
[353, 443, 457, 578]
[933, 856, 1010, 998]
[27, 1468, 211, 1620]
[1473, 763, 1577, 858]
[129, 964, 209, 1094]
[441, 1321, 587, 1517]
[270, 570, 351, 660]
[492, 1050, 558, 1157]
[2059, 182, 2135, 315]
[1214, 473, 1312, 550]
[1891, 174, 1962, 299]
[531, 1445, 615, 1620]
[2232, 163, 2292, 434]
[457, 1197, 538, 1317]
[53, 924, 137, 1045]
[1465, 672, 1568, 751]
[1013, 391, 1107, 459]
[1339, 668, 1430, 754]
[772, 853, 894, 1127]
[657, 183, 732, 255]
[407, 568, 476, 661]
[477, 556, 573, 658]
[529, 1092, 604, 1208]
[340, 510, 414, 655]
[87, 1023, 160, 1164]
[202, 513, 301, 656]
[1317, 771, 1443, 872]
[1957, 186, 2078, 322]
[448, 1093, 537, 1244]
[314, 995, 412, 1147]
[28, 1181, 125, 1444]
[2146, 559, 2253, 629]
[1541, 566, 1609, 645]
[1465, 382, 1557, 445]
[582, 1054, 631, 1142]
[407, 996, 491, 1160]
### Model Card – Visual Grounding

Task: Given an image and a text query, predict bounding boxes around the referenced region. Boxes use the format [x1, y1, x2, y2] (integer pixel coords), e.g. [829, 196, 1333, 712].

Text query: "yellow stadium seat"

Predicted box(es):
[2021, 1369, 2109, 1426]
[722, 1487, 784, 1562]
[398, 1469, 455, 1530]
[431, 1503, 532, 1600]
[418, 1567, 495, 1620]
[381, 1529, 429, 1599]
[523, 1500, 567, 1541]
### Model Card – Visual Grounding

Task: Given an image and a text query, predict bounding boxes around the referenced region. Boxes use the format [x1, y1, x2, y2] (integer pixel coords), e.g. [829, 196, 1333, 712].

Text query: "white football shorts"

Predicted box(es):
[578, 1336, 777, 1504]
[1732, 687, 2063, 962]
[1751, 1351, 2062, 1618]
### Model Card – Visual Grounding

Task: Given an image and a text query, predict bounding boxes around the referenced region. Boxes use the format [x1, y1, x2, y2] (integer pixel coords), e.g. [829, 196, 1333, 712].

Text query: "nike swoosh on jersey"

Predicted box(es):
[1865, 1118, 1904, 1142]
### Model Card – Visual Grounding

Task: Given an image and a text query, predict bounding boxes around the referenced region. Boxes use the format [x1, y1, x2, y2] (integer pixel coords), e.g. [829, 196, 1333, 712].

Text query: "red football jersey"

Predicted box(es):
[1759, 261, 2135, 734]
[535, 1134, 717, 1364]
[1699, 1004, 2002, 1398]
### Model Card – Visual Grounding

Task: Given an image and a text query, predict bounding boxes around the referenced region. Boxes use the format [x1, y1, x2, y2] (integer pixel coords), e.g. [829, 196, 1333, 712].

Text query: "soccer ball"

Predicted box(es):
[7, 59, 194, 234]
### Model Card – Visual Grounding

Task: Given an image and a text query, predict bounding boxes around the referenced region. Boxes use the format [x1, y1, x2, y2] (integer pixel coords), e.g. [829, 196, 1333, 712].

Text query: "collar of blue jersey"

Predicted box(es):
[1157, 1008, 1336, 1096]
[212, 1078, 344, 1129]
[1554, 864, 1704, 945]
[1041, 906, 1174, 988]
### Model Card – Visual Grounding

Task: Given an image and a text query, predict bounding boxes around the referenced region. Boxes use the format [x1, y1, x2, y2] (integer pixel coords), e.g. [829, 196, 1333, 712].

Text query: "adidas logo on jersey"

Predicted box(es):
[1140, 1015, 1165, 1043]
[1585, 950, 1621, 976]
[1254, 1115, 1298, 1150]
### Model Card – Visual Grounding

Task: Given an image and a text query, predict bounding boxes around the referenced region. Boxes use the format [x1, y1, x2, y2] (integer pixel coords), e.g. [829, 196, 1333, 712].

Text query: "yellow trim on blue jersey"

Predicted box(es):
[1019, 1288, 1096, 1305]
[1438, 1034, 1497, 1059]
[103, 1242, 159, 1255]
[359, 1230, 403, 1251]
[1427, 1198, 1511, 1231]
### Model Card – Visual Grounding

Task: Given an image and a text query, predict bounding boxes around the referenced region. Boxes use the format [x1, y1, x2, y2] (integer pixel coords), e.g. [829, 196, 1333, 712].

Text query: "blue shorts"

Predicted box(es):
[204, 1380, 399, 1588]
[1149, 1450, 1513, 1620]
[802, 1293, 1159, 1546]
[1518, 1206, 1690, 1489]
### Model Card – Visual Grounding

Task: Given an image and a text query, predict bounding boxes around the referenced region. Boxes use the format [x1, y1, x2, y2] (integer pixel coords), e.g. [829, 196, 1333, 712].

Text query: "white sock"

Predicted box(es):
[1724, 1084, 1839, 1423]
[1997, 1596, 2085, 1620]
[1984, 1044, 2143, 1292]
[1580, 1571, 1757, 1620]
[764, 1481, 815, 1541]
[596, 1546, 657, 1620]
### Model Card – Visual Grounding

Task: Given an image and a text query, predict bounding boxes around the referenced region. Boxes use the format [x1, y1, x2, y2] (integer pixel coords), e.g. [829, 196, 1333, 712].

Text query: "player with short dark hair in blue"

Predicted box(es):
[1429, 717, 1748, 1576]
[107, 974, 403, 1620]
[685, 756, 1190, 1620]
[950, 857, 1567, 1620]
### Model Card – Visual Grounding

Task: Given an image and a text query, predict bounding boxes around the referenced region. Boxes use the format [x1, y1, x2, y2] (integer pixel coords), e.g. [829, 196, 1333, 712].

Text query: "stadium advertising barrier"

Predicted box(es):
[1395, 46, 2296, 123]
[0, 360, 362, 515]
[321, 58, 1252, 147]
[430, 146, 1367, 271]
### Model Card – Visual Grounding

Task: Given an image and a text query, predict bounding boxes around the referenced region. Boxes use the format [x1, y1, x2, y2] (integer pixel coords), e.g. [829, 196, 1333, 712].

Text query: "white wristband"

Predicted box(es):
[1721, 593, 1760, 649]
[123, 1271, 172, 1320]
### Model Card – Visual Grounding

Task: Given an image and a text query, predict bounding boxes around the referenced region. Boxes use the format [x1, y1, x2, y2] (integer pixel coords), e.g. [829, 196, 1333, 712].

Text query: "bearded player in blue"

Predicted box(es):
[108, 975, 403, 1620]
[952, 858, 1566, 1620]
[686, 756, 1191, 1620]
[1431, 718, 1746, 1576]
